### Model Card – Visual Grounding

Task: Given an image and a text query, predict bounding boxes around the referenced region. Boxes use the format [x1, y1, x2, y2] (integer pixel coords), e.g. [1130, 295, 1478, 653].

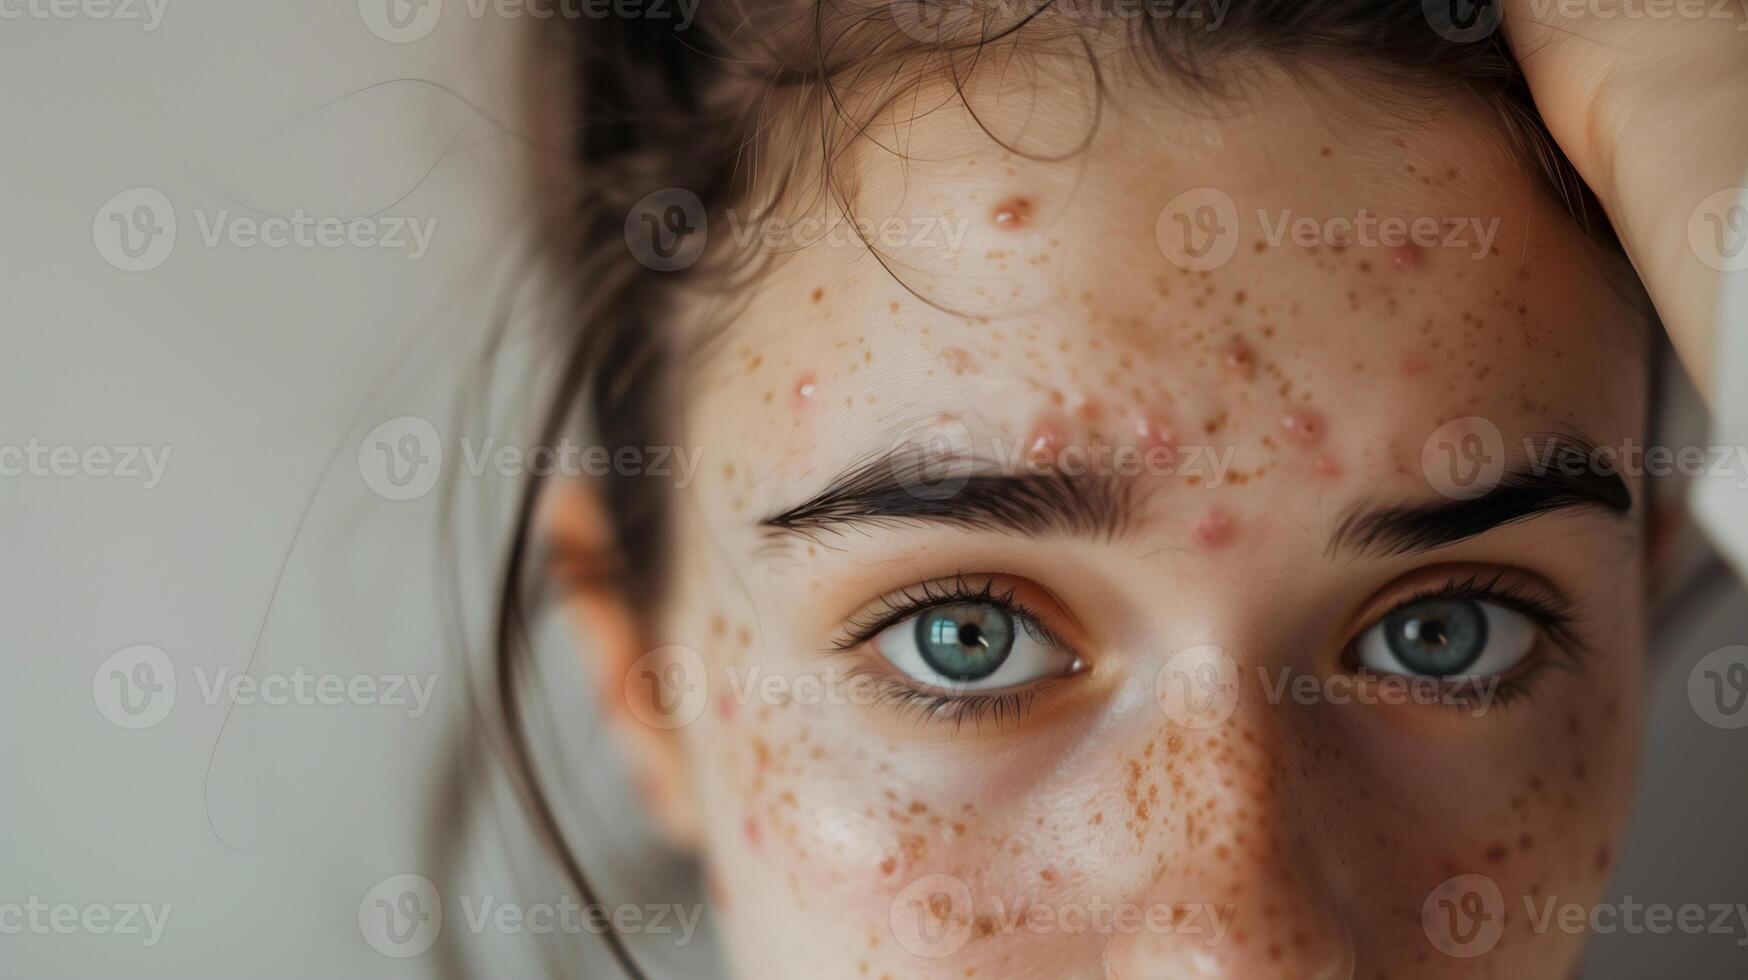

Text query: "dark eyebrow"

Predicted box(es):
[760, 449, 1135, 542]
[1329, 434, 1633, 559]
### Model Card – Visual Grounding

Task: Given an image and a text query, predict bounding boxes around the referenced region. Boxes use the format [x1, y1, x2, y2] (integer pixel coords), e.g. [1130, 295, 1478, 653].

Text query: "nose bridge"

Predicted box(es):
[1104, 700, 1355, 979]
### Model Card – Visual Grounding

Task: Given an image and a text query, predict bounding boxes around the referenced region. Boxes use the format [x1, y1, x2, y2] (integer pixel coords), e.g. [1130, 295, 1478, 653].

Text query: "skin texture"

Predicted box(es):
[563, 60, 1651, 979]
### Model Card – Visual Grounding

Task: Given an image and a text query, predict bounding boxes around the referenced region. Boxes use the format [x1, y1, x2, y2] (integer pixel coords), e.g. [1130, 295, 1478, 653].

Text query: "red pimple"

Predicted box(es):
[991, 196, 1033, 229]
[717, 694, 735, 722]
[1280, 408, 1326, 447]
[744, 817, 762, 849]
[1136, 414, 1178, 455]
[1026, 416, 1067, 466]
[1193, 507, 1235, 549]
[1313, 454, 1343, 480]
[1390, 243, 1422, 270]
[792, 373, 818, 407]
[1400, 354, 1432, 378]
[1220, 337, 1257, 382]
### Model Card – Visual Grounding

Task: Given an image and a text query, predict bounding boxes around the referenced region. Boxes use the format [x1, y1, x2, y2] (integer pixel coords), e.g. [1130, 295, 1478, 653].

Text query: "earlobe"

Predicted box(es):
[542, 479, 704, 853]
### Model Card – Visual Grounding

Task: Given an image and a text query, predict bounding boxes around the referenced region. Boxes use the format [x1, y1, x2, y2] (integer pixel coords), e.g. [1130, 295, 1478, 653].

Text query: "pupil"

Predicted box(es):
[958, 623, 983, 648]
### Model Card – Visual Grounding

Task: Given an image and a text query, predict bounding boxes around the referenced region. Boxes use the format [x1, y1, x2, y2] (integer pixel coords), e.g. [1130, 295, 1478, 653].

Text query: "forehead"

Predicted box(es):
[681, 69, 1646, 529]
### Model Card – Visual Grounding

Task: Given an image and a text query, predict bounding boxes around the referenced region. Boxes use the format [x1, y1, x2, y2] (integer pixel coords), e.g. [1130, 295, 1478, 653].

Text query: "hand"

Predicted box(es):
[1500, 0, 1748, 396]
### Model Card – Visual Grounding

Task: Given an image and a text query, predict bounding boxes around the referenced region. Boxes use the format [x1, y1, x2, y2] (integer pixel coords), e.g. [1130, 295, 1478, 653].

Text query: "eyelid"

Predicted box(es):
[1346, 565, 1574, 633]
[830, 573, 1085, 656]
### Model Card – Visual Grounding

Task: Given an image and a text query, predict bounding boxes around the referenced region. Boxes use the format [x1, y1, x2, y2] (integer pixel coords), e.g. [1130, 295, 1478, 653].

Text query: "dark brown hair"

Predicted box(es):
[436, 3, 1617, 976]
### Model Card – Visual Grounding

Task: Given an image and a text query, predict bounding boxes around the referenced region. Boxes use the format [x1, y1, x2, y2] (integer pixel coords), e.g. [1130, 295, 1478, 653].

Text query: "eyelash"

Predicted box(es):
[834, 570, 1591, 729]
[831, 574, 1069, 653]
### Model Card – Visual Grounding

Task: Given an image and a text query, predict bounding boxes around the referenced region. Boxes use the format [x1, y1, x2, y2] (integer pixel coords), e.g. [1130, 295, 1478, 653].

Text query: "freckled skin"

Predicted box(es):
[589, 64, 1647, 979]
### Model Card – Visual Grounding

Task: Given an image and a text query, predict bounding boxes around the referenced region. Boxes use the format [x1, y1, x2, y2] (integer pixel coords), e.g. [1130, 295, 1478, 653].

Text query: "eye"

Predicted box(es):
[1353, 597, 1538, 680]
[872, 601, 1078, 694]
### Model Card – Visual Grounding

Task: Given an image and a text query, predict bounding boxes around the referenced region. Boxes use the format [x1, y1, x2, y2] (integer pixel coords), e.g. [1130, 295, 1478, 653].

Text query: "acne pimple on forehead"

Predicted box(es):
[1220, 336, 1257, 382]
[990, 196, 1033, 229]
[793, 373, 818, 408]
[1280, 408, 1326, 447]
[1135, 413, 1177, 453]
[1026, 415, 1066, 464]
[1193, 506, 1235, 549]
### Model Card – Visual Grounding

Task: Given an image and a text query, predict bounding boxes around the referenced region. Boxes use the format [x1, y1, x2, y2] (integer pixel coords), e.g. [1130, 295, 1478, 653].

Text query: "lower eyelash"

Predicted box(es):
[839, 664, 1047, 733]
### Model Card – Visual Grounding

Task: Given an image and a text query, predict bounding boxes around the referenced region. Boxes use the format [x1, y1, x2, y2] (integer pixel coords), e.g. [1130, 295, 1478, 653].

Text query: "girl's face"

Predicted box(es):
[599, 69, 1649, 978]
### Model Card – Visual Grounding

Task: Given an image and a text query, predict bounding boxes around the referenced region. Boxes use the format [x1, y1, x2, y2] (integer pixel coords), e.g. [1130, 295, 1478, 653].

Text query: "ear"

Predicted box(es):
[541, 478, 702, 852]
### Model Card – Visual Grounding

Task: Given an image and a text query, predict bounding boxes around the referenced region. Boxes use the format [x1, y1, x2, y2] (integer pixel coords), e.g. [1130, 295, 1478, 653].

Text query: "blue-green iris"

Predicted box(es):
[914, 603, 1014, 681]
[1382, 598, 1488, 677]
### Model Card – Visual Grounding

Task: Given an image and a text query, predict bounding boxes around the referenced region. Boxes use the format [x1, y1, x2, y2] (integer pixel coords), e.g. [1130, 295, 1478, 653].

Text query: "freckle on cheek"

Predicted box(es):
[1193, 507, 1235, 549]
[944, 348, 975, 376]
